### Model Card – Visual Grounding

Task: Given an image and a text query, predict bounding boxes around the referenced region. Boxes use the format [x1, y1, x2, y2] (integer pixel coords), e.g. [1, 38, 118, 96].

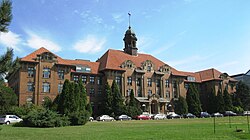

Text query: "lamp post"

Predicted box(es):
[142, 104, 146, 112]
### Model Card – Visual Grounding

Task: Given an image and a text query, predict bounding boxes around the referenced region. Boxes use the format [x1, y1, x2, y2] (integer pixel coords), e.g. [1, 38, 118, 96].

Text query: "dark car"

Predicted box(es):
[224, 111, 237, 116]
[183, 113, 196, 118]
[200, 112, 211, 118]
[116, 115, 132, 121]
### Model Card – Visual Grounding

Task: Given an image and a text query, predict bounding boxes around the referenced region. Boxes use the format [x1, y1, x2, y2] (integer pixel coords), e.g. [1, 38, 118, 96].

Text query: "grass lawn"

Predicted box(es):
[0, 116, 250, 140]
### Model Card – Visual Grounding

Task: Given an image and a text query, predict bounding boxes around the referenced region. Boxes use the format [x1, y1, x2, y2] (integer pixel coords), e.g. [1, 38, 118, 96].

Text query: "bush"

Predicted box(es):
[9, 104, 43, 118]
[69, 111, 90, 126]
[22, 109, 70, 128]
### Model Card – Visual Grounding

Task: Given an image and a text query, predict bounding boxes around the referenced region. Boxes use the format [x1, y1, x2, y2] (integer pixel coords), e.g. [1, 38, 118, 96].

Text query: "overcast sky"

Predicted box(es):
[0, 0, 250, 75]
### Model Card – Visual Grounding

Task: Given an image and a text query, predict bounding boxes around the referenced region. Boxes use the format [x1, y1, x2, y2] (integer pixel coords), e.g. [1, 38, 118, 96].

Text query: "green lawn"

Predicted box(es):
[0, 116, 250, 140]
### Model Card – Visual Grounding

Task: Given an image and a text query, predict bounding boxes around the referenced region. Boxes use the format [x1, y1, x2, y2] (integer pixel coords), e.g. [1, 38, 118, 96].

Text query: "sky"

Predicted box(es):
[0, 0, 250, 75]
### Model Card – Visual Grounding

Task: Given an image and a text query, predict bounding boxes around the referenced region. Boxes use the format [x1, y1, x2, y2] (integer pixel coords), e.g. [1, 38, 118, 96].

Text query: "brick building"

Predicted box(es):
[7, 26, 237, 116]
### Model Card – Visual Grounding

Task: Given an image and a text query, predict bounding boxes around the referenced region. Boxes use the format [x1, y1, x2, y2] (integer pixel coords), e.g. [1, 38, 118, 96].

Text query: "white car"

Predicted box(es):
[0, 115, 23, 125]
[154, 114, 166, 120]
[96, 115, 115, 121]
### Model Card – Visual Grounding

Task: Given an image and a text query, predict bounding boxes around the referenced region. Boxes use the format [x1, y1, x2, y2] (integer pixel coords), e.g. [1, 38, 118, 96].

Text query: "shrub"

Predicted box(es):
[69, 111, 90, 126]
[22, 109, 70, 128]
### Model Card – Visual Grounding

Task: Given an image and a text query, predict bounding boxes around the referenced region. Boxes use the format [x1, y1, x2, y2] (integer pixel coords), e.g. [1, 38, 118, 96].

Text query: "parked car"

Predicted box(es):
[224, 111, 237, 116]
[136, 114, 151, 120]
[89, 117, 94, 121]
[200, 112, 211, 118]
[96, 115, 114, 121]
[116, 115, 132, 121]
[211, 112, 223, 117]
[243, 111, 250, 116]
[0, 115, 23, 125]
[183, 113, 196, 118]
[167, 113, 181, 119]
[153, 114, 167, 120]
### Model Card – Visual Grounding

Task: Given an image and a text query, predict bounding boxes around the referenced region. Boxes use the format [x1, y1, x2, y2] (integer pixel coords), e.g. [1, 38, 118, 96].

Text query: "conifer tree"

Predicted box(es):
[125, 89, 142, 117]
[57, 79, 70, 115]
[235, 81, 250, 110]
[174, 96, 188, 115]
[103, 82, 113, 115]
[78, 79, 87, 111]
[0, 0, 12, 32]
[207, 87, 217, 113]
[216, 89, 225, 113]
[111, 80, 125, 116]
[223, 88, 233, 111]
[186, 83, 202, 116]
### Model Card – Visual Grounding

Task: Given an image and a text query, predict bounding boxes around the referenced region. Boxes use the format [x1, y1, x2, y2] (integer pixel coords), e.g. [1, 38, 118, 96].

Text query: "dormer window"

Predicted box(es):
[187, 76, 195, 82]
[76, 65, 91, 73]
[121, 60, 135, 69]
[159, 64, 171, 74]
[147, 65, 151, 72]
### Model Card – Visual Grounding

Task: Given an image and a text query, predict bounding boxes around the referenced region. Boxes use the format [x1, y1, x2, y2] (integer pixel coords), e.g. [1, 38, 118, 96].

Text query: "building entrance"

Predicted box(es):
[151, 100, 158, 114]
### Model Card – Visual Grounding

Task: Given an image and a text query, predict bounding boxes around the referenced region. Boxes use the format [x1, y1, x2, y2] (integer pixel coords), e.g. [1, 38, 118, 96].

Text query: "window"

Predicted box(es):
[187, 76, 195, 82]
[73, 75, 79, 82]
[147, 78, 152, 87]
[43, 68, 51, 78]
[173, 81, 178, 99]
[58, 83, 63, 93]
[27, 82, 34, 92]
[137, 89, 142, 97]
[116, 76, 121, 85]
[82, 75, 87, 84]
[148, 90, 152, 96]
[42, 82, 50, 93]
[97, 77, 102, 85]
[28, 67, 34, 77]
[127, 77, 132, 86]
[166, 91, 170, 99]
[98, 88, 102, 94]
[90, 76, 95, 84]
[185, 83, 189, 89]
[147, 65, 151, 72]
[136, 78, 141, 86]
[156, 89, 161, 96]
[165, 79, 169, 88]
[58, 70, 64, 79]
[90, 88, 95, 96]
[127, 89, 131, 96]
[156, 79, 160, 87]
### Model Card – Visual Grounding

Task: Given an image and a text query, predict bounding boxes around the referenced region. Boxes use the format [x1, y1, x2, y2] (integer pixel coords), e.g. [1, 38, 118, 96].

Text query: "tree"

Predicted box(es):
[0, 82, 17, 114]
[57, 79, 71, 115]
[207, 87, 217, 113]
[55, 79, 90, 125]
[103, 82, 113, 115]
[223, 88, 233, 111]
[186, 83, 202, 116]
[125, 89, 142, 117]
[0, 0, 12, 33]
[78, 79, 87, 111]
[235, 81, 250, 110]
[216, 89, 225, 113]
[173, 96, 188, 115]
[111, 80, 125, 116]
[0, 48, 20, 81]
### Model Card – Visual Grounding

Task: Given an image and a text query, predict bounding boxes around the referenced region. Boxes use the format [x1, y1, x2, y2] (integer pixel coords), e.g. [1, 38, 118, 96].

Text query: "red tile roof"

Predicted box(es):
[20, 47, 237, 81]
[97, 49, 185, 76]
[20, 47, 100, 74]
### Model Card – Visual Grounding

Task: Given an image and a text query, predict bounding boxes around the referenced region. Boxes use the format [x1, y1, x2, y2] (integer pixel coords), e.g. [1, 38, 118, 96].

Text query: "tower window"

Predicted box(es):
[27, 82, 34, 92]
[165, 79, 169, 88]
[58, 70, 64, 79]
[116, 76, 121, 85]
[73, 75, 79, 82]
[58, 83, 63, 93]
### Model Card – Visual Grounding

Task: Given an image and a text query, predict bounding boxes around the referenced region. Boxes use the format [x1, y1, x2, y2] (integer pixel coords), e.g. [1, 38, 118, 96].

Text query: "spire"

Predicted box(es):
[123, 12, 138, 56]
[128, 12, 131, 28]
